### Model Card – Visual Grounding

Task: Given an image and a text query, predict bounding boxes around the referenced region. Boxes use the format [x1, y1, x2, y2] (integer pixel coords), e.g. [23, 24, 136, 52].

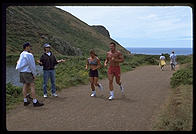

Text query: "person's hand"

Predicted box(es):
[61, 59, 65, 62]
[104, 62, 107, 67]
[36, 60, 42, 64]
[92, 68, 97, 71]
[85, 66, 88, 70]
[58, 59, 65, 63]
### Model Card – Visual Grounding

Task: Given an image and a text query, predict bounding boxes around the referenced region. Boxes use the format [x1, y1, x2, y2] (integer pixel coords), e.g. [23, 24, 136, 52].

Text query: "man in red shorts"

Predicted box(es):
[104, 42, 125, 100]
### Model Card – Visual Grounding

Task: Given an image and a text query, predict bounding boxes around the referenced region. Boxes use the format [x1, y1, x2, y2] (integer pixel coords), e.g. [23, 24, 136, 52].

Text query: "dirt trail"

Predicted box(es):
[6, 65, 177, 131]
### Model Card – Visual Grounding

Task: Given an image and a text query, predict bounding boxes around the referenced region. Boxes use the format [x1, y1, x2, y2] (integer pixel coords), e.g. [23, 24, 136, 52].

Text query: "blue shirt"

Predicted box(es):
[16, 51, 37, 76]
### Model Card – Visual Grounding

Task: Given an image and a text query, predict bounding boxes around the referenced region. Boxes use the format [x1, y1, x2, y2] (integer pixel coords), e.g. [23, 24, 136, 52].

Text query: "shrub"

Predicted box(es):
[6, 83, 22, 97]
[170, 63, 193, 88]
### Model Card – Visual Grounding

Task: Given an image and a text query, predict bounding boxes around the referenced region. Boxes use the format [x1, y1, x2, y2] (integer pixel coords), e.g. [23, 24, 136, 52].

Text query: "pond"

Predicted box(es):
[6, 64, 43, 87]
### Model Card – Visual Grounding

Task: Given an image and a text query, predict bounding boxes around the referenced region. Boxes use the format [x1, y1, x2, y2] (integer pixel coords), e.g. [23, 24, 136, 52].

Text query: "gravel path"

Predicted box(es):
[6, 65, 176, 131]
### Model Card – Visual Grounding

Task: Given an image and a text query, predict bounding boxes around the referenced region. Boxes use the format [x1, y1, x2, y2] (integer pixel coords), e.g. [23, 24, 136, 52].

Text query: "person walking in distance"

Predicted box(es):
[170, 51, 177, 71]
[37, 43, 65, 98]
[104, 42, 125, 100]
[16, 42, 44, 107]
[159, 53, 166, 71]
[85, 49, 103, 97]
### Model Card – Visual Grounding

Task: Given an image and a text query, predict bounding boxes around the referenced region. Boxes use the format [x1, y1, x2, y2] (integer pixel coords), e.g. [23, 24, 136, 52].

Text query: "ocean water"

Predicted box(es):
[126, 47, 193, 55]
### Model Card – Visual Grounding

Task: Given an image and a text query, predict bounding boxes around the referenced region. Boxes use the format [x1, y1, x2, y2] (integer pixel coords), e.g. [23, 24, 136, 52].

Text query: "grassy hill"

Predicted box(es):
[6, 6, 130, 57]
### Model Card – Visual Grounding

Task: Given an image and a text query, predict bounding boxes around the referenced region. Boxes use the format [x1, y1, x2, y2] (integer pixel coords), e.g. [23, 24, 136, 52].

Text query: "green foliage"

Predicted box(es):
[6, 83, 23, 110]
[6, 83, 22, 97]
[176, 55, 192, 64]
[143, 55, 159, 65]
[170, 63, 193, 88]
[6, 6, 130, 57]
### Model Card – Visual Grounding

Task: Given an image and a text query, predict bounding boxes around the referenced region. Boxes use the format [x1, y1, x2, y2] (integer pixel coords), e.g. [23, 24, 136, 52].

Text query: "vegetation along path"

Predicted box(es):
[6, 65, 177, 131]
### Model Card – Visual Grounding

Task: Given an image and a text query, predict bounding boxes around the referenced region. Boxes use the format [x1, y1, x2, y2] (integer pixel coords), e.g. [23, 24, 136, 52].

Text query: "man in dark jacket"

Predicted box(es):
[37, 43, 65, 98]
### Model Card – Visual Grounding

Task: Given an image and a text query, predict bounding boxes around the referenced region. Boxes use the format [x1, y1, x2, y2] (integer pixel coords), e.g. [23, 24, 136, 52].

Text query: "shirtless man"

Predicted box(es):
[104, 42, 125, 100]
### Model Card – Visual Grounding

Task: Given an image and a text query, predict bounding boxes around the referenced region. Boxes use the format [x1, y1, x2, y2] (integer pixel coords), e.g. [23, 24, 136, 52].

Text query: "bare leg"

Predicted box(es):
[108, 74, 114, 91]
[115, 76, 121, 85]
[94, 77, 99, 87]
[90, 77, 95, 91]
[22, 83, 28, 98]
[29, 82, 36, 99]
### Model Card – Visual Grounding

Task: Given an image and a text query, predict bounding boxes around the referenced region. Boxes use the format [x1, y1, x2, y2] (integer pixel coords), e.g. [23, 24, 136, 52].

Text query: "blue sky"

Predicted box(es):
[56, 6, 193, 48]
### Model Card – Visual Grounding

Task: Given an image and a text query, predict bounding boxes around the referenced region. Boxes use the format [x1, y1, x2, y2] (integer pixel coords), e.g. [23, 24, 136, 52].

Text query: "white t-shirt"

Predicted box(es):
[160, 56, 165, 60]
[46, 52, 51, 56]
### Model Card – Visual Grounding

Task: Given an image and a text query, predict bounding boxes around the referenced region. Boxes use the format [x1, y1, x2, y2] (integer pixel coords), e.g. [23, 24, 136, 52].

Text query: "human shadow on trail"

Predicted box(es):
[114, 95, 137, 103]
[92, 94, 137, 103]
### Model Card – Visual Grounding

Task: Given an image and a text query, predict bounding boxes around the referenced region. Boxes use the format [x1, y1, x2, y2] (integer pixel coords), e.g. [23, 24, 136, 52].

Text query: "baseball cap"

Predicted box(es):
[23, 42, 31, 49]
[43, 43, 51, 48]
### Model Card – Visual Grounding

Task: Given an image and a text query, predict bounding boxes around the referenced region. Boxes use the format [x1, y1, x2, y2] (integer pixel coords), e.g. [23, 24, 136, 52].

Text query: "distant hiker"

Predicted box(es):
[16, 42, 44, 107]
[170, 51, 177, 71]
[85, 49, 103, 97]
[37, 43, 65, 98]
[159, 53, 166, 71]
[104, 42, 125, 100]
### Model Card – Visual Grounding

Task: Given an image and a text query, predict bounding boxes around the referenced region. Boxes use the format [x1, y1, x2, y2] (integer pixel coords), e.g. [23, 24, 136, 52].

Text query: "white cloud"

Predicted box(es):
[56, 6, 192, 48]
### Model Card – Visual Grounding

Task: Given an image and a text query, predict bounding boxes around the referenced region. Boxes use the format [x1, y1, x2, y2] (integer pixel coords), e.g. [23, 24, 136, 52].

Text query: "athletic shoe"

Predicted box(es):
[119, 84, 124, 93]
[108, 95, 114, 100]
[33, 101, 44, 107]
[24, 101, 30, 106]
[98, 83, 104, 91]
[26, 94, 33, 101]
[52, 93, 58, 97]
[91, 93, 96, 97]
[43, 94, 48, 98]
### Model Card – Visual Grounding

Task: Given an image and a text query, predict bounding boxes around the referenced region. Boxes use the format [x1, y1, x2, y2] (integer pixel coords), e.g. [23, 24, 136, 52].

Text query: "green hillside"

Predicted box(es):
[6, 6, 130, 57]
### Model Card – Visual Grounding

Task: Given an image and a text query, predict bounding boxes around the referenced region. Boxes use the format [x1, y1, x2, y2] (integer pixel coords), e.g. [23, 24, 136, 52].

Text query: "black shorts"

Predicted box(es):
[89, 69, 98, 77]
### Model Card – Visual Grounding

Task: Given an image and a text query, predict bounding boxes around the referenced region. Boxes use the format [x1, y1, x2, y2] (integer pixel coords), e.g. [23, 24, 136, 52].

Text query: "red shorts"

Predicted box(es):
[108, 66, 121, 77]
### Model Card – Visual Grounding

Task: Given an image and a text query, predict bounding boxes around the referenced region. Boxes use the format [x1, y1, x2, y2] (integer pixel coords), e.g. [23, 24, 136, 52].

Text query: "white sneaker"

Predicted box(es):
[91, 93, 96, 97]
[119, 85, 124, 93]
[52, 93, 58, 97]
[43, 94, 48, 98]
[98, 83, 103, 91]
[108, 95, 114, 100]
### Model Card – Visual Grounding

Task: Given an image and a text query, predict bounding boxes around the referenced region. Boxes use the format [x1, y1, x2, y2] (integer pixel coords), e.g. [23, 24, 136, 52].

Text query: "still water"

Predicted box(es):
[6, 65, 43, 87]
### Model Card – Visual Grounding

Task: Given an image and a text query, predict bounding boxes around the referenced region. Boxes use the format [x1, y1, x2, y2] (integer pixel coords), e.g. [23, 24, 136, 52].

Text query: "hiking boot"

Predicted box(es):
[52, 93, 58, 97]
[26, 94, 33, 101]
[33, 101, 44, 107]
[24, 101, 30, 106]
[98, 83, 104, 91]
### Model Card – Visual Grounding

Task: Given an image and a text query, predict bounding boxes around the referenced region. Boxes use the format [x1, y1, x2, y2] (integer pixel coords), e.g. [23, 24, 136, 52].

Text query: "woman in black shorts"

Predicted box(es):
[85, 50, 103, 97]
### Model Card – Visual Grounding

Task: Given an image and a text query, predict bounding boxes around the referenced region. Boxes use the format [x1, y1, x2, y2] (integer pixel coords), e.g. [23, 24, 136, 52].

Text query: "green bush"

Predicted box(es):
[6, 83, 22, 97]
[170, 63, 193, 88]
[176, 55, 192, 64]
